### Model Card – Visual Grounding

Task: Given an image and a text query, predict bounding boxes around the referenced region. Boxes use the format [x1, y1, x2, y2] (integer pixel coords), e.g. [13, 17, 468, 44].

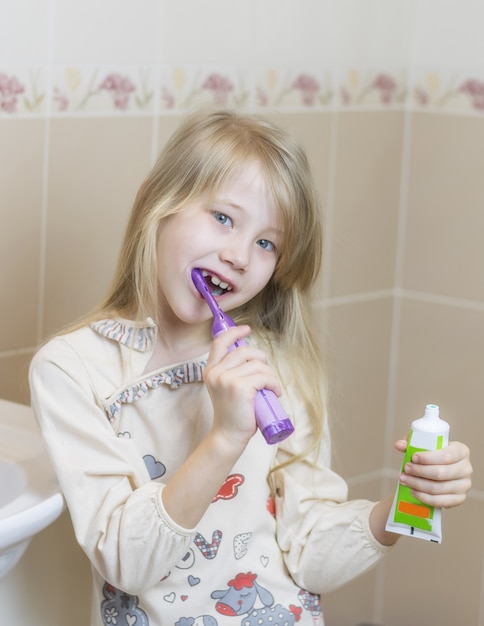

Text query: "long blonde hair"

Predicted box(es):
[95, 108, 327, 463]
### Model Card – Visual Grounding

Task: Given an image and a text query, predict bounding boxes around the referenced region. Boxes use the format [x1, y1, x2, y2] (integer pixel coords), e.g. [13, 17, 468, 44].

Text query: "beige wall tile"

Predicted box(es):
[43, 117, 153, 337]
[321, 297, 393, 478]
[394, 297, 484, 490]
[0, 120, 44, 350]
[0, 352, 33, 404]
[324, 556, 380, 624]
[262, 111, 333, 301]
[382, 496, 483, 625]
[404, 113, 484, 301]
[329, 111, 404, 297]
[265, 111, 332, 204]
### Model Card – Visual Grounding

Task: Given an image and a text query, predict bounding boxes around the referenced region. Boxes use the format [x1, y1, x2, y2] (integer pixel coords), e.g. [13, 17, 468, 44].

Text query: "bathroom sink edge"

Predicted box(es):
[0, 491, 65, 552]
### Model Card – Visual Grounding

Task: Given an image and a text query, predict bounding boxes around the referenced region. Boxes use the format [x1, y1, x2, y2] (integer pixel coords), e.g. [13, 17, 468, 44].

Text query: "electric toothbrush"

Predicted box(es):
[191, 268, 294, 444]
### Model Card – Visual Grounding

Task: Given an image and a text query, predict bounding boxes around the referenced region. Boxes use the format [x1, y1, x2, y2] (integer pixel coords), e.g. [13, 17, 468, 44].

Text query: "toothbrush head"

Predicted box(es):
[191, 268, 235, 335]
[191, 268, 209, 298]
[191, 268, 223, 316]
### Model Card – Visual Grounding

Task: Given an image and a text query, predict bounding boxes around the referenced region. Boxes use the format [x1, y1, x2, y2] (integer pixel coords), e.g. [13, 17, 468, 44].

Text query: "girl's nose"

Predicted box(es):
[220, 243, 249, 271]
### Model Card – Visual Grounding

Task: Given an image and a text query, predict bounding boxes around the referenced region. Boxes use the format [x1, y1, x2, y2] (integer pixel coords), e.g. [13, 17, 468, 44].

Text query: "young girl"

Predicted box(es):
[30, 109, 471, 626]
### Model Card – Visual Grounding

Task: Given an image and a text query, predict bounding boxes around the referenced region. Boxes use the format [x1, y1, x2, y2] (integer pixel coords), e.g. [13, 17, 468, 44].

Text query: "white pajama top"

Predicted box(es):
[29, 318, 390, 626]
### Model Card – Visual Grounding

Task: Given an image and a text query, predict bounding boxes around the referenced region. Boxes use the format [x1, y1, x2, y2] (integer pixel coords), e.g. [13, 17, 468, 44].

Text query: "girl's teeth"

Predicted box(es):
[201, 271, 231, 291]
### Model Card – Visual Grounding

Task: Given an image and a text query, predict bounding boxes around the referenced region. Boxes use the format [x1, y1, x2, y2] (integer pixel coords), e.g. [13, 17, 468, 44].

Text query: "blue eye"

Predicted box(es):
[257, 239, 275, 252]
[213, 212, 232, 227]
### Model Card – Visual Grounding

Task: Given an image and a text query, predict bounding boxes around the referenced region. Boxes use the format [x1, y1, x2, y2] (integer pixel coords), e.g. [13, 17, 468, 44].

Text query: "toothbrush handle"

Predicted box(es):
[190, 268, 294, 444]
[254, 388, 295, 444]
[221, 334, 294, 445]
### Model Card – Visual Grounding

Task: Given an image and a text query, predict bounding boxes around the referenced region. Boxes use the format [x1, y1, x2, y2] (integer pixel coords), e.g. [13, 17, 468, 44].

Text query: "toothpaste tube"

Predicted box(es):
[385, 404, 449, 542]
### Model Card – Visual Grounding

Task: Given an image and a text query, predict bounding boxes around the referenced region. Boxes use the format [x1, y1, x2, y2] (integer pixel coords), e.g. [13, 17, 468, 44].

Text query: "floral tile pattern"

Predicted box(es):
[413, 71, 484, 113]
[255, 69, 333, 109]
[160, 67, 250, 111]
[338, 70, 407, 108]
[51, 67, 155, 114]
[1, 65, 484, 116]
[0, 68, 46, 114]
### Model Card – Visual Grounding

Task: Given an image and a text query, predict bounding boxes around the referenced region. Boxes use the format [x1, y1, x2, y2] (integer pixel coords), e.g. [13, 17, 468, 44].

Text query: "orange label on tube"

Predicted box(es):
[397, 500, 431, 519]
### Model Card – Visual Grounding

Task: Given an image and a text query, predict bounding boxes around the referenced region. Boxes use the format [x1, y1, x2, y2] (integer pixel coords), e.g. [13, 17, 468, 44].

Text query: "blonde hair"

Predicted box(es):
[92, 108, 326, 465]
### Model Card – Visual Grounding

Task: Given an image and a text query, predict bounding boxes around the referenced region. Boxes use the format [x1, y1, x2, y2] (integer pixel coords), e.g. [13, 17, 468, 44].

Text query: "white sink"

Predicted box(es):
[0, 398, 64, 580]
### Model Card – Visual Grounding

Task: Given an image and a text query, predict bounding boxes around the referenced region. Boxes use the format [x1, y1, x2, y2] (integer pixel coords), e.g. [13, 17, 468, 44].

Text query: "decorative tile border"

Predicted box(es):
[51, 66, 155, 113]
[413, 71, 484, 114]
[160, 67, 250, 111]
[338, 70, 407, 108]
[254, 68, 333, 109]
[1, 66, 484, 116]
[0, 68, 46, 114]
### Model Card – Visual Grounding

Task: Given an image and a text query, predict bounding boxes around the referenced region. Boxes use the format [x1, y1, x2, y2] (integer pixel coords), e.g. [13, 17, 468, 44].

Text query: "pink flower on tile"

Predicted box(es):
[201, 73, 234, 105]
[340, 86, 351, 106]
[161, 86, 175, 110]
[99, 73, 136, 110]
[0, 73, 25, 113]
[53, 87, 69, 111]
[459, 79, 484, 111]
[291, 73, 320, 106]
[372, 73, 397, 104]
[414, 86, 429, 106]
[256, 86, 269, 107]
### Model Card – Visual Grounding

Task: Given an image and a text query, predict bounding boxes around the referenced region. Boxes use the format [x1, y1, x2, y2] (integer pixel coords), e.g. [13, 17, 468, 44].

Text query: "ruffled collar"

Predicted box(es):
[90, 318, 157, 352]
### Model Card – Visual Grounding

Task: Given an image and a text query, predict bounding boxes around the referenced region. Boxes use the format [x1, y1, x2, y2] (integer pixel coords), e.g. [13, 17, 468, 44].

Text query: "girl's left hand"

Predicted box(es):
[394, 439, 472, 508]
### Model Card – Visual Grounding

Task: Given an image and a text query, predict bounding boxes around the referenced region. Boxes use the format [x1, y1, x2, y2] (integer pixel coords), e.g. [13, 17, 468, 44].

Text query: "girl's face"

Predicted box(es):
[156, 162, 282, 334]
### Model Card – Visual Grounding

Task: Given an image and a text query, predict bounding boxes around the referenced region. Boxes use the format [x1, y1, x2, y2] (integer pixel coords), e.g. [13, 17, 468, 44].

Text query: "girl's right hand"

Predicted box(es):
[162, 325, 281, 528]
[203, 325, 282, 447]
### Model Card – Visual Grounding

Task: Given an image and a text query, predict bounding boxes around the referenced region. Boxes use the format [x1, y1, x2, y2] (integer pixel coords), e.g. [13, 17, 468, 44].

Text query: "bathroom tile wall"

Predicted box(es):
[43, 117, 153, 336]
[323, 107, 484, 625]
[1, 1, 484, 625]
[0, 120, 44, 351]
[327, 112, 404, 299]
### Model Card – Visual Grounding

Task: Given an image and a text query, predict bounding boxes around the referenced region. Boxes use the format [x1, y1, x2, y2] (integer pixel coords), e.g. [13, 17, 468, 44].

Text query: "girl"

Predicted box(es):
[30, 109, 471, 626]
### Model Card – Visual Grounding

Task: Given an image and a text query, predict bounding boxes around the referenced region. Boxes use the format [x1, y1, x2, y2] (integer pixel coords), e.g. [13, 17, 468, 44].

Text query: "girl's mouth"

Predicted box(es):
[200, 270, 233, 297]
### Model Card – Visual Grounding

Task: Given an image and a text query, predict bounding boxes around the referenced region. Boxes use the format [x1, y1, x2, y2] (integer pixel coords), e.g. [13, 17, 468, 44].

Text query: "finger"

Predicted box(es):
[218, 360, 282, 396]
[403, 455, 471, 482]
[400, 459, 472, 503]
[213, 324, 252, 349]
[409, 486, 469, 509]
[401, 474, 471, 509]
[411, 441, 470, 466]
[210, 345, 269, 374]
[400, 465, 468, 491]
[207, 325, 252, 364]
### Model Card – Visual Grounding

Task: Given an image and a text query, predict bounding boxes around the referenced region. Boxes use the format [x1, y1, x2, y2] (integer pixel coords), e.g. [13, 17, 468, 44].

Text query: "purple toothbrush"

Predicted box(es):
[192, 268, 294, 444]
